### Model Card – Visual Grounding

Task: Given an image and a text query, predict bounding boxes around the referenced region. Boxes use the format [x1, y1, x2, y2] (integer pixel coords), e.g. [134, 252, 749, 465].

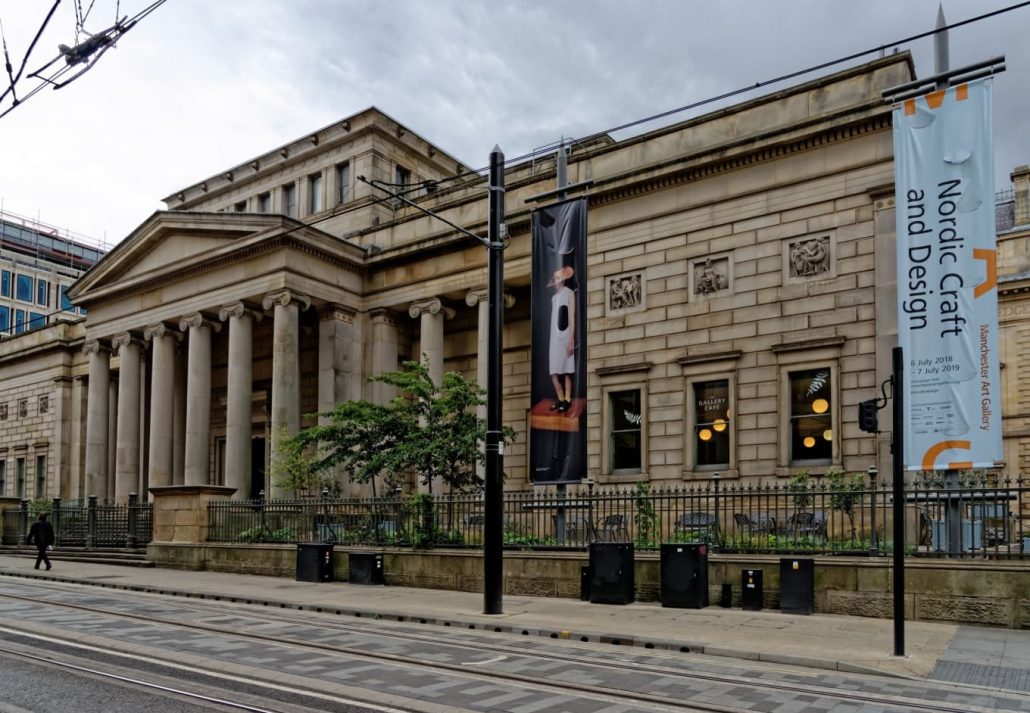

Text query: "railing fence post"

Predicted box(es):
[86, 495, 97, 549]
[19, 499, 29, 545]
[127, 492, 138, 549]
[52, 497, 61, 546]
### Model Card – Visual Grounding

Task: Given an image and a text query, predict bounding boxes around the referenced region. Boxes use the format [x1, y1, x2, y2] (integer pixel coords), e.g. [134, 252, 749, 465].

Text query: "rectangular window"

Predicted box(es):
[79, 306, 88, 316]
[694, 380, 730, 468]
[14, 309, 25, 334]
[233, 200, 247, 212]
[308, 172, 323, 214]
[15, 274, 32, 302]
[336, 162, 350, 204]
[60, 285, 73, 311]
[0, 269, 9, 297]
[609, 390, 642, 472]
[395, 164, 411, 191]
[28, 312, 44, 330]
[0, 306, 9, 333]
[0, 460, 5, 496]
[16, 457, 25, 499]
[36, 278, 48, 306]
[35, 455, 45, 499]
[257, 192, 271, 213]
[283, 183, 297, 217]
[789, 368, 832, 464]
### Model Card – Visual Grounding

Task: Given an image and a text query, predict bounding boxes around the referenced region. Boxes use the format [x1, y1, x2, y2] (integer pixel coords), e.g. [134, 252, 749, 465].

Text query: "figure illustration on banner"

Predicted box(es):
[548, 265, 576, 412]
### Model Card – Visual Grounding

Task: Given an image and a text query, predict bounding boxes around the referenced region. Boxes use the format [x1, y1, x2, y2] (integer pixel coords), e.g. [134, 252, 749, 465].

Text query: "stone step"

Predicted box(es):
[0, 546, 154, 567]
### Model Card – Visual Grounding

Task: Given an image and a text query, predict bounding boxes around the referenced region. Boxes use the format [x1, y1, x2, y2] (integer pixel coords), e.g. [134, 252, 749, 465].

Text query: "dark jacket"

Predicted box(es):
[27, 521, 54, 550]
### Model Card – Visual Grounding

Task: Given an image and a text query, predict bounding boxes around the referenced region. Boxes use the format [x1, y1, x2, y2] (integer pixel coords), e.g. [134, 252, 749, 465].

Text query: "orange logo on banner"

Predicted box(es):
[921, 440, 973, 470]
[974, 248, 997, 298]
[903, 84, 968, 116]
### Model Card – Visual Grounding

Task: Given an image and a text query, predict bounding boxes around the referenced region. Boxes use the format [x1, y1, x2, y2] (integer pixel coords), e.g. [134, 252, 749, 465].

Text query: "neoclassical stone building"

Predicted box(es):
[3, 52, 1029, 505]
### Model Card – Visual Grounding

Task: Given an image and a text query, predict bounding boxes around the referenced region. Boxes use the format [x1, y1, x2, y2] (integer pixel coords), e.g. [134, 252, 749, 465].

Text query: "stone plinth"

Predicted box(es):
[150, 485, 236, 544]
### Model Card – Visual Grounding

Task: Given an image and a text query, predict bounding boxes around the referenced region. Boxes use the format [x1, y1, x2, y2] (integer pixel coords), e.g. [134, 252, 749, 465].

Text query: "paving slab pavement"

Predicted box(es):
[0, 553, 1021, 689]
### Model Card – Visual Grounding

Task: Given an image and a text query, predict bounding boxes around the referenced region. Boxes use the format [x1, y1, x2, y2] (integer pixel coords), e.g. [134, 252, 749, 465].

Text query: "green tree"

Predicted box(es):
[287, 358, 516, 497]
[828, 469, 865, 542]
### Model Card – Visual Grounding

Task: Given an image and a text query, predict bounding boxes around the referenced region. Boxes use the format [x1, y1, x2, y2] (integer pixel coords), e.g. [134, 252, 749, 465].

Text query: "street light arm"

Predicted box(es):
[357, 175, 504, 250]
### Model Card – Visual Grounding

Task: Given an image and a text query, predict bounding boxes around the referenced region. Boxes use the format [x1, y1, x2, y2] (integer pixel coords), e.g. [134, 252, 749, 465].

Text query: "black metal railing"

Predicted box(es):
[1, 493, 152, 548]
[207, 475, 1029, 558]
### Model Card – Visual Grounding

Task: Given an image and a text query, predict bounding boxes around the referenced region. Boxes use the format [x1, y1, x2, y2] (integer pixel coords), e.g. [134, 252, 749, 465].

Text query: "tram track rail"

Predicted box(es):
[0, 579, 1023, 713]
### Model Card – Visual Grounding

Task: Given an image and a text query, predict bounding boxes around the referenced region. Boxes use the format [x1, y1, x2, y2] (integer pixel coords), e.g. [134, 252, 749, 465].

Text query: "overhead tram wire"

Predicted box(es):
[0, 0, 169, 121]
[416, 0, 1030, 198]
[0, 0, 61, 108]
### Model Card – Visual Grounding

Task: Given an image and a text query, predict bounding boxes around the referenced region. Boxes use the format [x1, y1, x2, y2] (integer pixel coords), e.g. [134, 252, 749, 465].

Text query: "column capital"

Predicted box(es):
[143, 323, 183, 342]
[369, 308, 401, 327]
[465, 287, 514, 308]
[409, 297, 455, 320]
[319, 303, 357, 323]
[179, 313, 222, 333]
[218, 302, 264, 323]
[262, 289, 310, 312]
[111, 332, 145, 350]
[82, 339, 111, 356]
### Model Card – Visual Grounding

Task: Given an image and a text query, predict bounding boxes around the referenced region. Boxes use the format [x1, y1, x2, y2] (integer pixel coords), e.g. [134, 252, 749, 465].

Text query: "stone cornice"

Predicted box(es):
[771, 336, 846, 354]
[596, 361, 654, 376]
[676, 349, 743, 366]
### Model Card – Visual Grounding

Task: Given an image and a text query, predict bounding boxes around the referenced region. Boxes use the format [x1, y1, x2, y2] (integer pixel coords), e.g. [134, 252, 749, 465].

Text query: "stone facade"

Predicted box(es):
[2, 53, 1029, 502]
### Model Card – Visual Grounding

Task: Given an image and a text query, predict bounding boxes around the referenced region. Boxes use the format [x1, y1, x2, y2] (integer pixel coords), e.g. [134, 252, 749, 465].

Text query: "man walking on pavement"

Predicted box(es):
[27, 513, 54, 571]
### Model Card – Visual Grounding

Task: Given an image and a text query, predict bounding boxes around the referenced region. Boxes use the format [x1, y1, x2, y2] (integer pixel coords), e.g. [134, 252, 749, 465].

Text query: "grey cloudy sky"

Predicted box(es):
[0, 0, 1026, 246]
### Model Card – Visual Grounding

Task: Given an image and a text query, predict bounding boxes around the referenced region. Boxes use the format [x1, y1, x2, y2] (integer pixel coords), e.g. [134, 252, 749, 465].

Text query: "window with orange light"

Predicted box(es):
[789, 368, 832, 464]
[694, 380, 729, 468]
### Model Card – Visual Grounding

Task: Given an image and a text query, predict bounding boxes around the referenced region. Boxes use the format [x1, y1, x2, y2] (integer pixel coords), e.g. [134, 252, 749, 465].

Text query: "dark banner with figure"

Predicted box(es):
[530, 198, 587, 484]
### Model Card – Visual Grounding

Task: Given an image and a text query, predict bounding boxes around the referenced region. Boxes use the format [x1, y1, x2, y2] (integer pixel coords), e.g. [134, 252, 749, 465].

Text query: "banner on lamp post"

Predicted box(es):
[529, 198, 587, 484]
[893, 78, 1001, 471]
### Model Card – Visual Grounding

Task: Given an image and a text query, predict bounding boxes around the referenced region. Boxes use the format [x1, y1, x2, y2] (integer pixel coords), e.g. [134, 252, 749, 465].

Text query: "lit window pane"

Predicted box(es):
[694, 380, 730, 467]
[789, 369, 832, 463]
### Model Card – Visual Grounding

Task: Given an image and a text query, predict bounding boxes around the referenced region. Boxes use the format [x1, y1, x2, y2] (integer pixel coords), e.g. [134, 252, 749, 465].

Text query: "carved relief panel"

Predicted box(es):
[606, 272, 646, 315]
[784, 233, 836, 282]
[689, 255, 731, 299]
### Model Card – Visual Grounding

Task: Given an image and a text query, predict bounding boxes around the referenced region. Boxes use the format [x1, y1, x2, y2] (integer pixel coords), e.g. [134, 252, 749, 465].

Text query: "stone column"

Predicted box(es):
[83, 340, 110, 500]
[172, 343, 186, 485]
[180, 313, 221, 487]
[51, 376, 71, 500]
[220, 302, 261, 500]
[107, 378, 117, 501]
[465, 288, 513, 484]
[144, 324, 178, 491]
[318, 304, 358, 494]
[112, 333, 143, 504]
[369, 308, 400, 404]
[69, 376, 86, 501]
[262, 290, 309, 498]
[408, 297, 454, 386]
[318, 304, 358, 414]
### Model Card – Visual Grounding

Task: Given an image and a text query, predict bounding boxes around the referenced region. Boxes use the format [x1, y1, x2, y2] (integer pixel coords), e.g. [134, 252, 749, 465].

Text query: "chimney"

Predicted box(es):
[1012, 165, 1030, 226]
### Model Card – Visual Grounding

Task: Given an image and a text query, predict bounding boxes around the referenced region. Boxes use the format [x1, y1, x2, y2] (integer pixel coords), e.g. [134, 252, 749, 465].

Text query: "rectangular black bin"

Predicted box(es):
[296, 543, 334, 582]
[589, 542, 635, 604]
[779, 557, 814, 614]
[349, 552, 385, 585]
[660, 543, 708, 608]
[580, 565, 592, 601]
[741, 568, 763, 610]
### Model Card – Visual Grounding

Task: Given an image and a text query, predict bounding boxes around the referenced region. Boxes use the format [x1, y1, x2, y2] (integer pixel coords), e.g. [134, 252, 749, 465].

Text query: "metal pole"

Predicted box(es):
[934, 5, 950, 79]
[868, 466, 878, 554]
[891, 346, 906, 657]
[484, 145, 506, 615]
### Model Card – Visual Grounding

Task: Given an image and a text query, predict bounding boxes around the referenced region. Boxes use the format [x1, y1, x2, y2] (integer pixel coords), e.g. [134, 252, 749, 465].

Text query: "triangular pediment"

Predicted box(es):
[68, 211, 303, 303]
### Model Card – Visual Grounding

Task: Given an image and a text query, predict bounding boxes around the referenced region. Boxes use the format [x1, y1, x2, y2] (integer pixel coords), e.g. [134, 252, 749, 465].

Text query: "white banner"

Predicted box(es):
[894, 79, 1001, 471]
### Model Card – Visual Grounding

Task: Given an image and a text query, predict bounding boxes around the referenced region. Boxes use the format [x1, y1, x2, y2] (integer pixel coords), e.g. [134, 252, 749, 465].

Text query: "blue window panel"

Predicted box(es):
[0, 307, 9, 333]
[28, 312, 44, 330]
[36, 279, 47, 306]
[14, 310, 25, 334]
[15, 274, 32, 302]
[60, 285, 73, 311]
[0, 270, 9, 297]
[79, 306, 88, 316]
